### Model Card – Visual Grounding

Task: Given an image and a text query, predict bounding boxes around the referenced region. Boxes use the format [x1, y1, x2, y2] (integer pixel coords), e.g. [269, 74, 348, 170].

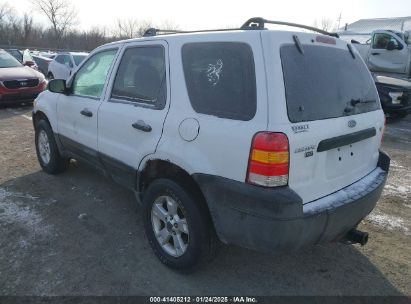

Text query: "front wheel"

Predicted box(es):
[142, 178, 217, 271]
[35, 120, 69, 174]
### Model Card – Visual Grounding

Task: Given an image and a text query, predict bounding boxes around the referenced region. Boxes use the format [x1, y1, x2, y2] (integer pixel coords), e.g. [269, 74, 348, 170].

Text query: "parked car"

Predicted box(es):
[0, 49, 47, 105]
[39, 52, 56, 60]
[5, 48, 39, 71]
[374, 74, 411, 118]
[47, 52, 88, 80]
[346, 30, 411, 76]
[32, 55, 53, 76]
[32, 17, 390, 271]
[5, 49, 23, 62]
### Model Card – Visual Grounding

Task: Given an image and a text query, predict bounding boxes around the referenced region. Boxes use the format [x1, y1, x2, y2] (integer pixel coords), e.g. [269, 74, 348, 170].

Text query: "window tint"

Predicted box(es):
[280, 45, 380, 123]
[372, 33, 400, 49]
[111, 46, 166, 108]
[182, 42, 256, 121]
[72, 49, 117, 98]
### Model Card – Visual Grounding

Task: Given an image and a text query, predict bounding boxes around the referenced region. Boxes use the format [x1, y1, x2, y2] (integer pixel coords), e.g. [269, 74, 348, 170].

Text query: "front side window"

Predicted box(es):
[372, 33, 400, 49]
[111, 46, 166, 108]
[62, 55, 73, 67]
[182, 42, 256, 121]
[72, 49, 117, 98]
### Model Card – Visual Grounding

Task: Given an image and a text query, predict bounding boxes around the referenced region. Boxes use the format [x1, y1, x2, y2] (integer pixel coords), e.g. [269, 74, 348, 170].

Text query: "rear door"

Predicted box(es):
[262, 32, 385, 203]
[368, 31, 408, 73]
[97, 41, 170, 189]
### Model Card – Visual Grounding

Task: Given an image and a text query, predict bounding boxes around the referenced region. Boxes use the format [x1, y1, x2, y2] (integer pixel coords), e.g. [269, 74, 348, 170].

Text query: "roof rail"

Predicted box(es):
[143, 17, 340, 38]
[143, 28, 188, 37]
[143, 27, 243, 37]
[241, 17, 340, 38]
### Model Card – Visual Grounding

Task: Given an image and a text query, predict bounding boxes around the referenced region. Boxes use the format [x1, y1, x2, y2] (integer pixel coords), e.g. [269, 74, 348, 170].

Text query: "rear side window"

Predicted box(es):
[111, 46, 166, 109]
[280, 44, 380, 123]
[182, 42, 256, 121]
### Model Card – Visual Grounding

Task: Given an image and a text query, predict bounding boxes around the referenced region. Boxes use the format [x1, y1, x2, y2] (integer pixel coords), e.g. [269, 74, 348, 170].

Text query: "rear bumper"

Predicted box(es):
[193, 151, 390, 253]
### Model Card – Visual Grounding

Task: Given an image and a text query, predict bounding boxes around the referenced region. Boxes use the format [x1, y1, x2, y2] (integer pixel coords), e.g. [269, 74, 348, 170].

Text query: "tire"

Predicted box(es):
[142, 178, 217, 271]
[48, 72, 54, 80]
[35, 120, 69, 174]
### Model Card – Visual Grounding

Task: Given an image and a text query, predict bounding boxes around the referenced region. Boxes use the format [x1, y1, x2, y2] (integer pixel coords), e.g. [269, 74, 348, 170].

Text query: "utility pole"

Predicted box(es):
[337, 12, 342, 30]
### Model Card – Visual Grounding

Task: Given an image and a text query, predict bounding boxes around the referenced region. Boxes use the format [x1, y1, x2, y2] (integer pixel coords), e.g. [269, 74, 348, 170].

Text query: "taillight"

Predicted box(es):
[246, 132, 289, 187]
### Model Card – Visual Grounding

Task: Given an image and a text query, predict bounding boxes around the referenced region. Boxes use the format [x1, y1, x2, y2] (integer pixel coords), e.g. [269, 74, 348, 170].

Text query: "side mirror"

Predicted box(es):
[386, 41, 396, 51]
[48, 79, 67, 94]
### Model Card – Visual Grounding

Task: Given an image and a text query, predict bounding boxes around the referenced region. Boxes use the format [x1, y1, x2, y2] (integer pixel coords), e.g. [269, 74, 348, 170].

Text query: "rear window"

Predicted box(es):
[182, 42, 256, 121]
[280, 44, 380, 123]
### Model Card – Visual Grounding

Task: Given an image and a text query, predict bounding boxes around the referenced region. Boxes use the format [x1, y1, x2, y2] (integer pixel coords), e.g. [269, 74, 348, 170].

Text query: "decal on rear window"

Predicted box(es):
[206, 59, 223, 86]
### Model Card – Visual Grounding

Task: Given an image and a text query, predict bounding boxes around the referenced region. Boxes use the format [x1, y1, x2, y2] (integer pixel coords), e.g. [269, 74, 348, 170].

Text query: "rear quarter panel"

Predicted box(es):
[143, 32, 269, 181]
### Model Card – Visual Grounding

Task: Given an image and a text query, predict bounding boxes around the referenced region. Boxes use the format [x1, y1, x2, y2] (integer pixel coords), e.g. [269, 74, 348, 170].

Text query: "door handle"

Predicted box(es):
[132, 120, 152, 132]
[371, 53, 380, 55]
[80, 109, 93, 117]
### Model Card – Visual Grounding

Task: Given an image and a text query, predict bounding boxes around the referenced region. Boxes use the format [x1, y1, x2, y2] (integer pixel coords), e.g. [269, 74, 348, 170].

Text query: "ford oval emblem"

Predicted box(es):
[348, 120, 357, 128]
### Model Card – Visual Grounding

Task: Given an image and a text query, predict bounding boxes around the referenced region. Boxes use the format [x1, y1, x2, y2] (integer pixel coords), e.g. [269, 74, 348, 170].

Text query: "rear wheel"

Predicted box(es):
[142, 178, 217, 271]
[35, 120, 69, 174]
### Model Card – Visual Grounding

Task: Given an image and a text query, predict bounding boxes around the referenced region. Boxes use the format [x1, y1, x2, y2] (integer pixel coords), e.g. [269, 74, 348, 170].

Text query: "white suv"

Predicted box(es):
[32, 18, 390, 271]
[47, 52, 88, 80]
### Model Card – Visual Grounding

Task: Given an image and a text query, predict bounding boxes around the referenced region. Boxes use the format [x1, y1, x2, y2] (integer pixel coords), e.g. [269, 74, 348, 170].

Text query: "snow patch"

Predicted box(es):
[0, 187, 52, 243]
[366, 212, 410, 235]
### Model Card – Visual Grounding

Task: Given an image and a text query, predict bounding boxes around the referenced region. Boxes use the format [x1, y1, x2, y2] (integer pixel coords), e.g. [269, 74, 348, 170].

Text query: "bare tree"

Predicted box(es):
[0, 2, 12, 23]
[112, 18, 153, 39]
[23, 13, 34, 44]
[320, 18, 334, 32]
[30, 0, 77, 47]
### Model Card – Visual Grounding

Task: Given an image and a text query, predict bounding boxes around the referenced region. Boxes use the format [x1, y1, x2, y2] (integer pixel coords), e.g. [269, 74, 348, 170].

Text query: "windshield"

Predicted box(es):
[280, 44, 380, 122]
[73, 55, 87, 66]
[0, 51, 23, 68]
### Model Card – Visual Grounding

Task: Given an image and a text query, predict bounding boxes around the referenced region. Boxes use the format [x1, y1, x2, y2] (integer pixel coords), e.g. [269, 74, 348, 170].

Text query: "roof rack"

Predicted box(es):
[241, 17, 340, 38]
[143, 17, 340, 38]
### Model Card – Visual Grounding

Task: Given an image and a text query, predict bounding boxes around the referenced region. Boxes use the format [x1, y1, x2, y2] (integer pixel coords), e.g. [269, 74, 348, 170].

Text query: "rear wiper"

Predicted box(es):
[344, 98, 377, 113]
[350, 98, 377, 106]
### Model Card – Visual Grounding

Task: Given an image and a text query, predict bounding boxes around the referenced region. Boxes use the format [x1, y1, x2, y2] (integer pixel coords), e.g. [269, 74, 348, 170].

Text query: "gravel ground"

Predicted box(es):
[0, 105, 410, 296]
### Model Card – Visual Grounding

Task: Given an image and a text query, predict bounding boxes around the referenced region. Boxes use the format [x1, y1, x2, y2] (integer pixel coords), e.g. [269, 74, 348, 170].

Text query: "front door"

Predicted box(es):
[97, 41, 170, 189]
[369, 32, 408, 73]
[57, 48, 119, 166]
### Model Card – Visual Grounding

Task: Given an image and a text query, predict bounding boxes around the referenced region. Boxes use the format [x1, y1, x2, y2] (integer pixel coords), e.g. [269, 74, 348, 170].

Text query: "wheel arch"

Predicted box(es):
[33, 110, 51, 128]
[137, 158, 216, 232]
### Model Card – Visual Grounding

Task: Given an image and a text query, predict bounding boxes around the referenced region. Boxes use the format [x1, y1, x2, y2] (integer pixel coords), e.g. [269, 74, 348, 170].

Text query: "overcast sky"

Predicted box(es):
[6, 0, 411, 31]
